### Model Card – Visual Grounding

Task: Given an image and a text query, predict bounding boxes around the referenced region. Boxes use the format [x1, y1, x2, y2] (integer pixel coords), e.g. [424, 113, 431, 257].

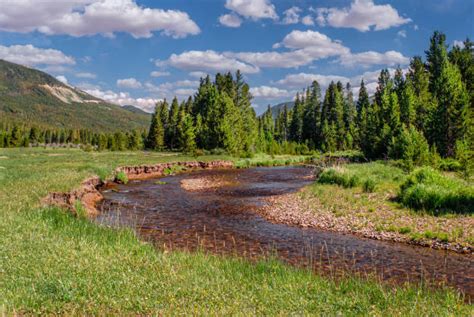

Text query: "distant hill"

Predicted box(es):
[0, 59, 150, 132]
[269, 101, 295, 118]
[122, 105, 150, 115]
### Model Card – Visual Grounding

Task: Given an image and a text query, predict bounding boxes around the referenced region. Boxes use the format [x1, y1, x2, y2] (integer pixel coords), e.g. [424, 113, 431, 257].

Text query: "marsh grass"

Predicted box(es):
[0, 148, 471, 314]
[399, 167, 474, 215]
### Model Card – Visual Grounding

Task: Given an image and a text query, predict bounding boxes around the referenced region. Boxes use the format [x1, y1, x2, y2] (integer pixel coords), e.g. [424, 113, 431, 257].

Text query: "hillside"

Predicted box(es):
[0, 59, 150, 132]
[269, 101, 295, 118]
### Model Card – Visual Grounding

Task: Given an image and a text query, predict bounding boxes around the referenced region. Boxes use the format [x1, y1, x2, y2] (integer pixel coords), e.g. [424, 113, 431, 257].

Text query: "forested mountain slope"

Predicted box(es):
[0, 59, 150, 132]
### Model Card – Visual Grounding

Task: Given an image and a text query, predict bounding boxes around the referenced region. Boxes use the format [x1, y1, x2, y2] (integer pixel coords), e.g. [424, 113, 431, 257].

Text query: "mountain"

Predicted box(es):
[269, 101, 295, 118]
[122, 105, 150, 115]
[0, 59, 150, 132]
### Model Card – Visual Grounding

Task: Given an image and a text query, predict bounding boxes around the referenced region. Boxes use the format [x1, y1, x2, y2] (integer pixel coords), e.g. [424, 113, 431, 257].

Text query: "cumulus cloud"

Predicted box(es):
[250, 86, 291, 99]
[282, 6, 301, 24]
[316, 0, 411, 32]
[224, 0, 278, 20]
[117, 78, 142, 89]
[275, 73, 350, 88]
[340, 50, 409, 67]
[166, 30, 407, 73]
[219, 13, 242, 27]
[168, 50, 260, 74]
[0, 44, 75, 66]
[0, 0, 200, 39]
[453, 40, 465, 48]
[189, 71, 209, 78]
[83, 87, 159, 112]
[150, 71, 171, 77]
[301, 15, 315, 26]
[55, 75, 68, 84]
[75, 72, 96, 79]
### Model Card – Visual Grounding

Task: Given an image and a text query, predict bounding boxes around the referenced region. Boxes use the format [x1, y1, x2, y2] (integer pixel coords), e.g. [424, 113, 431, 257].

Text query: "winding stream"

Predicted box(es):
[97, 166, 473, 298]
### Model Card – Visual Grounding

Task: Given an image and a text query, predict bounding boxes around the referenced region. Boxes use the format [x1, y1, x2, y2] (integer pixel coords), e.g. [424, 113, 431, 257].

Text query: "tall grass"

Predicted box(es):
[398, 167, 474, 215]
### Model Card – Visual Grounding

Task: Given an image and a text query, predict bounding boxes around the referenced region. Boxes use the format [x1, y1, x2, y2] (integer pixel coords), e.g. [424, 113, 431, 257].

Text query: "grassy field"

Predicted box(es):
[0, 148, 471, 314]
[305, 162, 473, 246]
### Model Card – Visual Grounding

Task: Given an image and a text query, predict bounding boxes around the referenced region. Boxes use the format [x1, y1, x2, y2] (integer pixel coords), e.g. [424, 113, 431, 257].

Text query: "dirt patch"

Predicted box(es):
[260, 190, 473, 254]
[180, 175, 234, 191]
[42, 177, 104, 217]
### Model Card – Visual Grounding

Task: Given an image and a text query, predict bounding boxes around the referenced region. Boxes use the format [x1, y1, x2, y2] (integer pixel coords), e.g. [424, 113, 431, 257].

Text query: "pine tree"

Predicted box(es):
[343, 82, 357, 149]
[167, 97, 180, 149]
[399, 76, 416, 127]
[433, 60, 470, 156]
[408, 56, 437, 139]
[146, 103, 165, 150]
[302, 81, 321, 149]
[177, 109, 196, 153]
[289, 93, 303, 143]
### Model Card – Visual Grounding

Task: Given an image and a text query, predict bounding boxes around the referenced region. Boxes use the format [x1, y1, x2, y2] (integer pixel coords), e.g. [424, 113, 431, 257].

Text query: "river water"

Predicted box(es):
[97, 166, 473, 298]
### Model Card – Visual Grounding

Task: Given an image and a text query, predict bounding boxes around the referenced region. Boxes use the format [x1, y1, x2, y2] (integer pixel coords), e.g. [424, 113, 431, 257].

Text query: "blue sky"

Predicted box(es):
[0, 0, 472, 113]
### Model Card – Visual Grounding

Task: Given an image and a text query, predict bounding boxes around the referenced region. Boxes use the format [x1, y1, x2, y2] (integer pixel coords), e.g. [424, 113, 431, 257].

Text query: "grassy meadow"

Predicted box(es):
[0, 148, 471, 314]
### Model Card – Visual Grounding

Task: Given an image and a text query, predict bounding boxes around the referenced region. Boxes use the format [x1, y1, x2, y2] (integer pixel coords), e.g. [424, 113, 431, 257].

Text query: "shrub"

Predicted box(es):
[398, 167, 474, 215]
[115, 171, 128, 184]
[193, 149, 205, 157]
[317, 168, 359, 188]
[362, 178, 377, 193]
[439, 158, 462, 172]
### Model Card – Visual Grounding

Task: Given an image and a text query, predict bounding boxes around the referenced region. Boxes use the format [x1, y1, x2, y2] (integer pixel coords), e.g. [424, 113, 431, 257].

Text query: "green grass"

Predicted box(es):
[399, 167, 474, 215]
[308, 161, 473, 245]
[234, 153, 308, 168]
[0, 148, 471, 314]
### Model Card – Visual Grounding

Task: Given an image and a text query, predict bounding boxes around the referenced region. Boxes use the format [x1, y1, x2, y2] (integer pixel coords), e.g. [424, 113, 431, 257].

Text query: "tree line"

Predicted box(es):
[145, 31, 472, 164]
[1, 31, 472, 167]
[0, 123, 145, 151]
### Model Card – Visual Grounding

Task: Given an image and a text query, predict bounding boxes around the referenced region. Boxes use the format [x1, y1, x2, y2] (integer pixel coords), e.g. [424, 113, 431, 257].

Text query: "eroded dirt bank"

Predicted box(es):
[42, 160, 234, 216]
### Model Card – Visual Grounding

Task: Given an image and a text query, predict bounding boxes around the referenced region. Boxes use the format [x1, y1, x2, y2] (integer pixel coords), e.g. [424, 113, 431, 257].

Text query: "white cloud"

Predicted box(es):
[150, 71, 171, 77]
[250, 86, 291, 99]
[84, 87, 159, 112]
[340, 50, 409, 67]
[0, 0, 200, 39]
[219, 13, 242, 28]
[275, 73, 350, 88]
[75, 72, 96, 79]
[316, 0, 411, 32]
[282, 7, 301, 25]
[117, 78, 142, 89]
[174, 88, 196, 97]
[224, 0, 278, 20]
[301, 15, 315, 26]
[0, 44, 75, 66]
[453, 40, 465, 48]
[175, 80, 199, 87]
[168, 50, 260, 74]
[189, 71, 209, 78]
[397, 30, 407, 38]
[55, 75, 68, 84]
[167, 30, 406, 73]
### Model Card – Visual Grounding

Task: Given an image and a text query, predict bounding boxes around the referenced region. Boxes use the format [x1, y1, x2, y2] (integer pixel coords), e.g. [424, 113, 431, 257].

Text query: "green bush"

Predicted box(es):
[438, 158, 462, 172]
[398, 167, 474, 215]
[362, 178, 377, 193]
[389, 126, 430, 172]
[115, 171, 128, 184]
[317, 168, 360, 188]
